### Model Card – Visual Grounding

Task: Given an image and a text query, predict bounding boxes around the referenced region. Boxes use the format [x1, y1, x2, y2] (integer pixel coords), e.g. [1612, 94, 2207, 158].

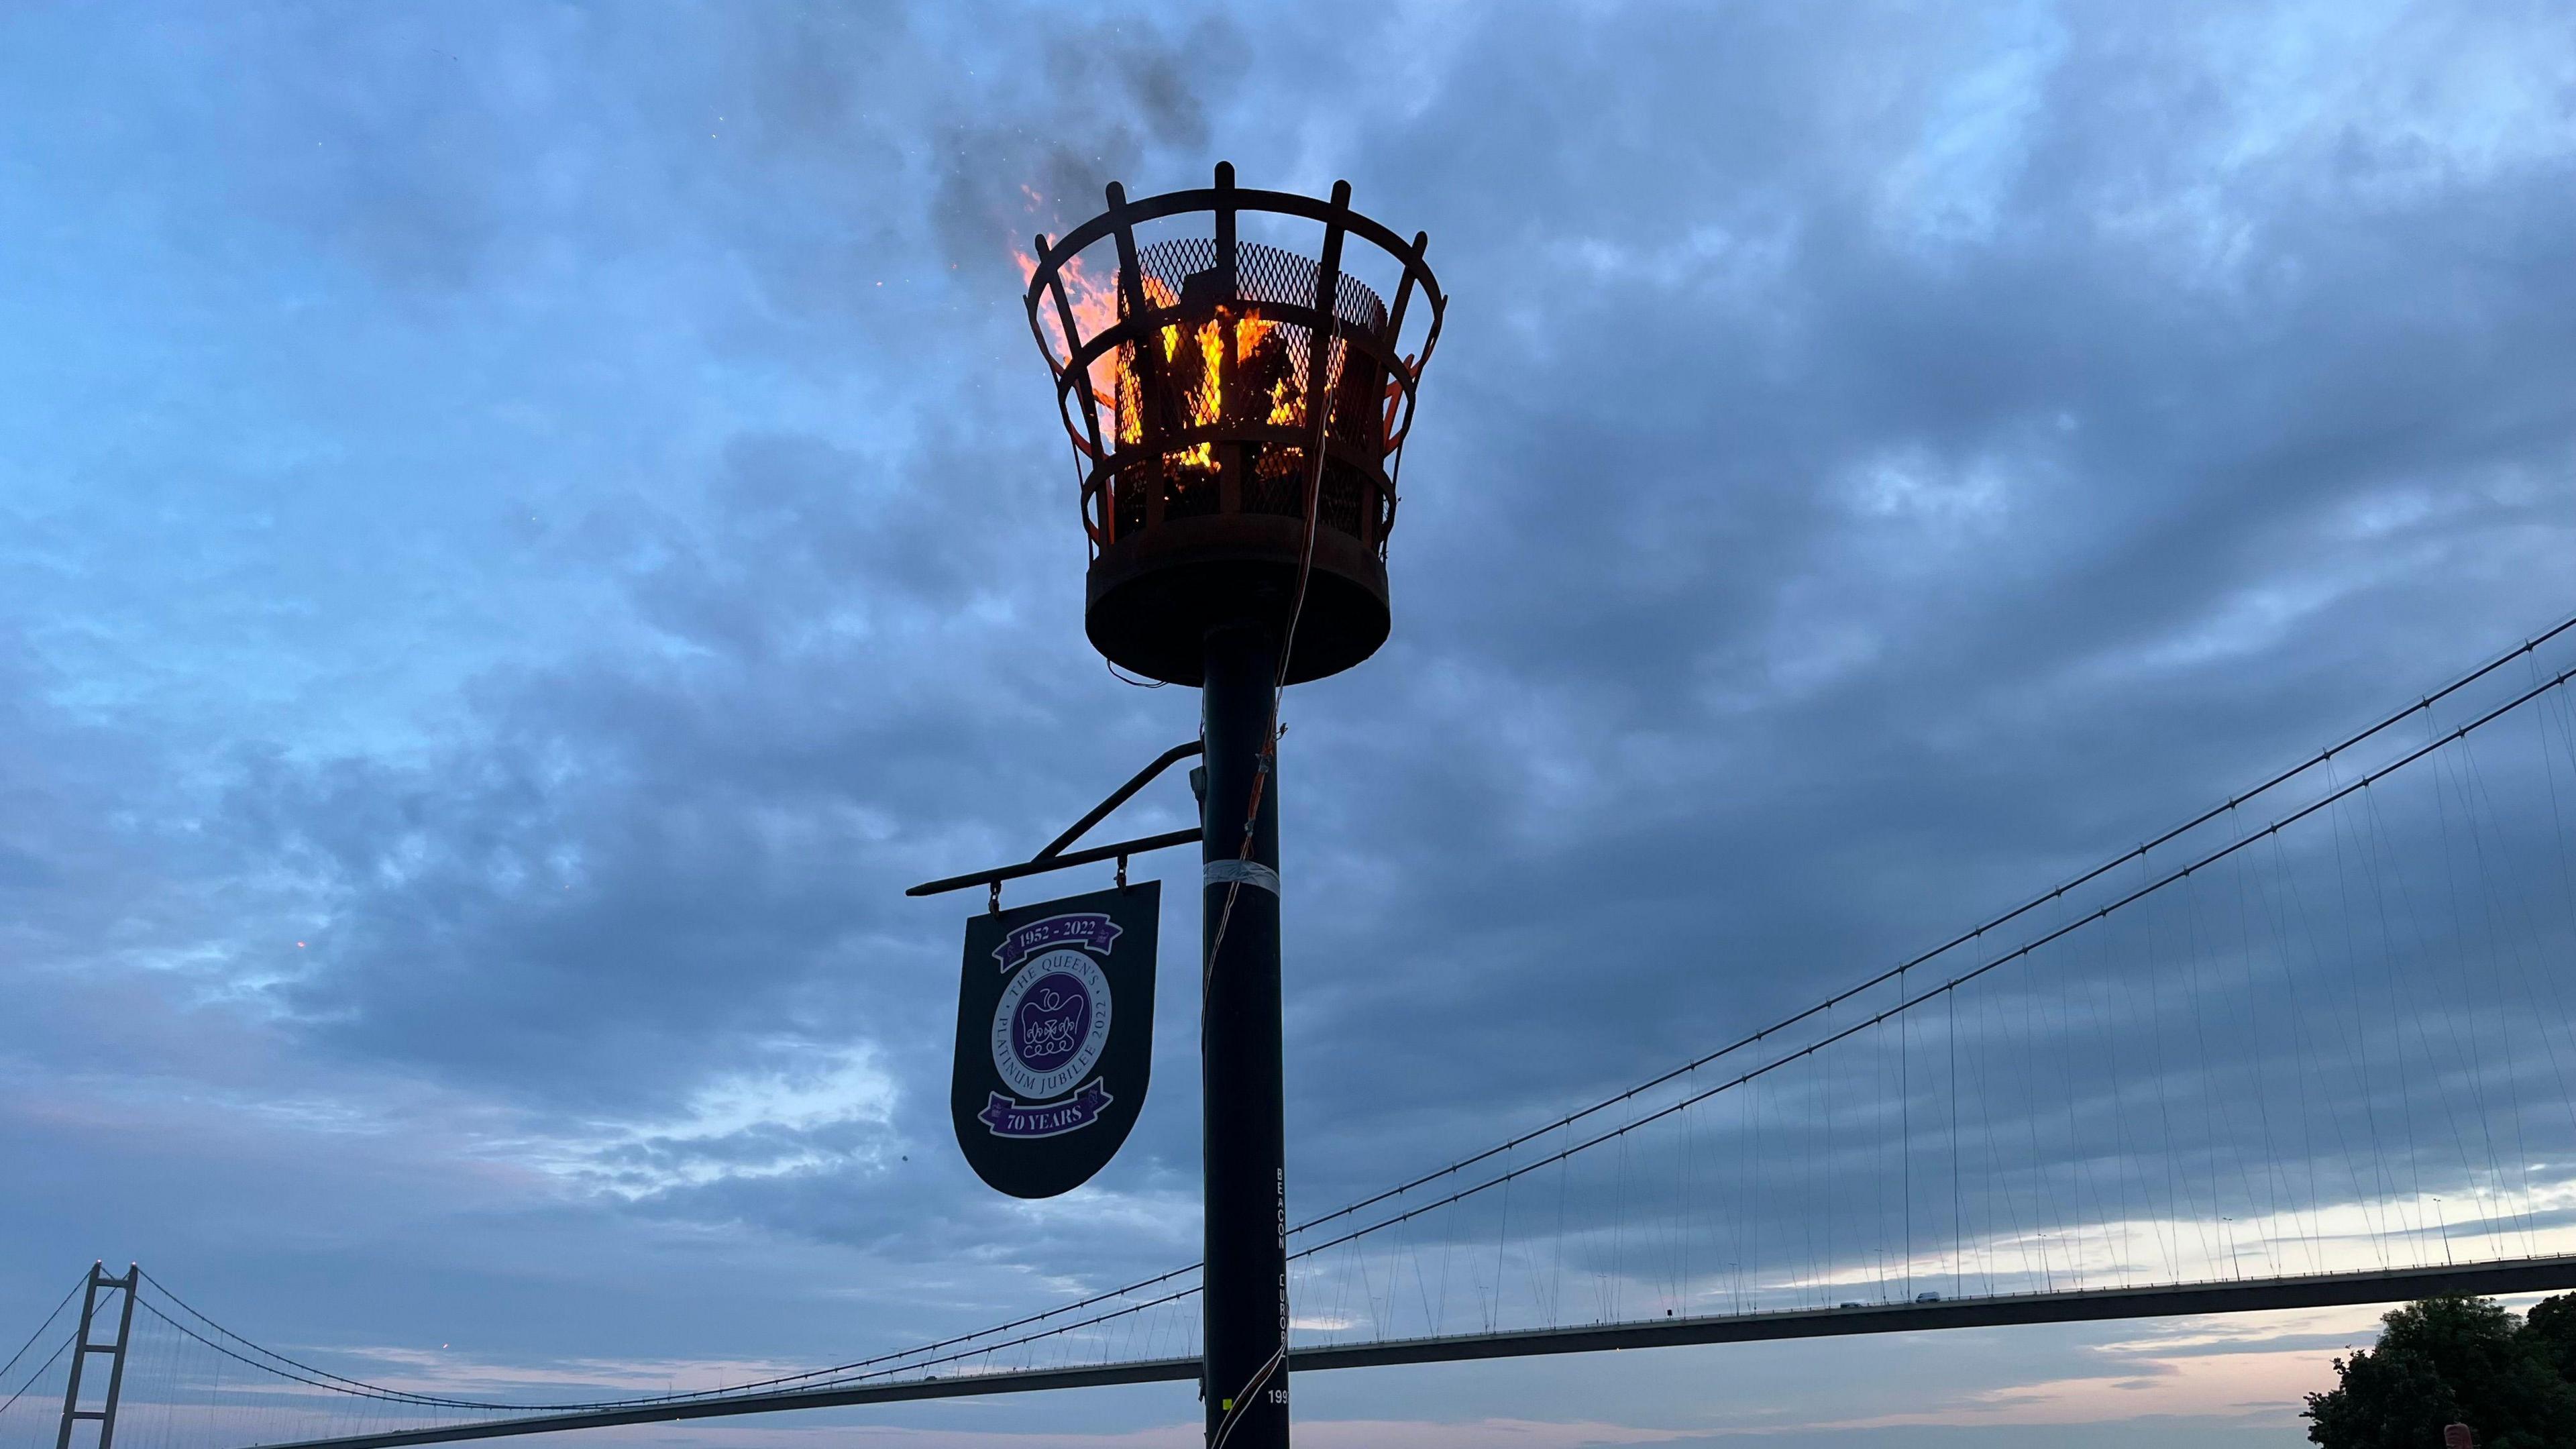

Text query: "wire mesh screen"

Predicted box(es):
[1104, 239, 1393, 550]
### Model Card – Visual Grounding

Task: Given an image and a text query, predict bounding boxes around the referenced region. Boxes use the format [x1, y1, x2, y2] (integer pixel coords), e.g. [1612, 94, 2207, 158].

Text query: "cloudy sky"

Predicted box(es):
[7, 1, 2576, 1446]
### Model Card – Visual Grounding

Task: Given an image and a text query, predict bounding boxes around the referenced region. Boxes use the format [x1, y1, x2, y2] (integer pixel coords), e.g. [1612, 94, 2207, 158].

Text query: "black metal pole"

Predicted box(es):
[1199, 621, 1287, 1448]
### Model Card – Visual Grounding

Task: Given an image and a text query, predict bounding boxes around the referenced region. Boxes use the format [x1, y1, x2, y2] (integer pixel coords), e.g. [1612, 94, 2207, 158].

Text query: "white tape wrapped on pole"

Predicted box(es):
[1203, 859, 1279, 896]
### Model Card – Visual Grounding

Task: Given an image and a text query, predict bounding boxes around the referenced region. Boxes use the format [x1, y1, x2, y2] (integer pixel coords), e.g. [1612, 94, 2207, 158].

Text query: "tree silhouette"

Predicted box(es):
[2305, 1295, 2576, 1448]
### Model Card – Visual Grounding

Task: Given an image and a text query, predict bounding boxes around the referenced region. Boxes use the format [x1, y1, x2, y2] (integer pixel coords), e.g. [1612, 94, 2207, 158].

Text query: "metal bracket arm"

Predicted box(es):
[904, 741, 1204, 898]
[1036, 740, 1202, 861]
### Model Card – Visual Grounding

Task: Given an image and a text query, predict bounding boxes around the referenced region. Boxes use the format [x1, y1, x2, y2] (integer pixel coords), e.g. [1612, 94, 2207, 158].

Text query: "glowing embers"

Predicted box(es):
[1108, 290, 1348, 537]
[1154, 305, 1299, 468]
[1022, 241, 1352, 480]
[1129, 296, 1309, 472]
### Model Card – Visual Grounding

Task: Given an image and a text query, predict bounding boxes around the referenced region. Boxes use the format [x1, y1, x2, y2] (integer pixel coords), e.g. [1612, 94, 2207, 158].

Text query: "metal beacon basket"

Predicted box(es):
[1022, 164, 1446, 686]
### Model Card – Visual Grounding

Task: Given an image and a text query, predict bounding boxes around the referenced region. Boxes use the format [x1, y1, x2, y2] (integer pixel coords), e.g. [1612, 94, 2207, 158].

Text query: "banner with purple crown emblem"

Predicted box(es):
[951, 882, 1159, 1199]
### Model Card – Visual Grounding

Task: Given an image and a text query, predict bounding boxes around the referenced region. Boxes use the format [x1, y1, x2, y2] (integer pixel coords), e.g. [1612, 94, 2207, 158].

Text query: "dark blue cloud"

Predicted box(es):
[5, 2, 2575, 1444]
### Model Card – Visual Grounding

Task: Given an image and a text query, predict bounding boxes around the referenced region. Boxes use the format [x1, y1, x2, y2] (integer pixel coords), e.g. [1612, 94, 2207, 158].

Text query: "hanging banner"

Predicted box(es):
[951, 882, 1159, 1199]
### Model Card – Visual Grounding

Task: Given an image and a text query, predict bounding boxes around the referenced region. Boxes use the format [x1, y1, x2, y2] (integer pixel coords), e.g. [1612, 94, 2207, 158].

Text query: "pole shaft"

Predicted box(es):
[1199, 624, 1287, 1448]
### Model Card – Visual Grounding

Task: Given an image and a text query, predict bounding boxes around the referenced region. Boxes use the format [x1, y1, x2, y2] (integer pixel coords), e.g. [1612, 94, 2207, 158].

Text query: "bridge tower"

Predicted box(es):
[1021, 166, 1446, 1448]
[54, 1263, 138, 1449]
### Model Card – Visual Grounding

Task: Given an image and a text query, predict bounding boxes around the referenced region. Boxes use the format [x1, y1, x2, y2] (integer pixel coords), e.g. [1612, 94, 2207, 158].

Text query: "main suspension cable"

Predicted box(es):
[0, 1334, 74, 1419]
[0, 1275, 83, 1389]
[1278, 661, 2576, 1263]
[1286, 609, 2576, 1240]
[139, 1273, 499, 1408]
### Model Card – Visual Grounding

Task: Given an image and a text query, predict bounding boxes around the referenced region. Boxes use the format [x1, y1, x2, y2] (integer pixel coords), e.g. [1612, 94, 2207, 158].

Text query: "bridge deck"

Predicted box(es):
[252, 1254, 2576, 1449]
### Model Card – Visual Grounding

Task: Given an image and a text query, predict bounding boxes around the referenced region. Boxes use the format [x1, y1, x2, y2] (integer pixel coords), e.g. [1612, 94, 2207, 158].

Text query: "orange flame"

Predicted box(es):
[1020, 248, 1316, 466]
[1018, 248, 1122, 420]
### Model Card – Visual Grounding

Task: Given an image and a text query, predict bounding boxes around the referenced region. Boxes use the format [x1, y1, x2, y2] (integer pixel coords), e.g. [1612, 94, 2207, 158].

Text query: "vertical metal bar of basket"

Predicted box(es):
[1106, 182, 1165, 533]
[1214, 165, 1243, 517]
[1305, 183, 1351, 539]
[1039, 233, 1112, 545]
[1381, 232, 1438, 538]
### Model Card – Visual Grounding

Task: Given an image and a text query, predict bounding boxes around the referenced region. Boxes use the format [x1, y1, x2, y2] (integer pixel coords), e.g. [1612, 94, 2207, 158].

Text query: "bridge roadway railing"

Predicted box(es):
[243, 1254, 2576, 1449]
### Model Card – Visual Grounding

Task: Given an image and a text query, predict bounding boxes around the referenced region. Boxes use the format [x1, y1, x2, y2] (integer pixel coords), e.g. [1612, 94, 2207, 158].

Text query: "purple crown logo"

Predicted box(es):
[1014, 975, 1092, 1073]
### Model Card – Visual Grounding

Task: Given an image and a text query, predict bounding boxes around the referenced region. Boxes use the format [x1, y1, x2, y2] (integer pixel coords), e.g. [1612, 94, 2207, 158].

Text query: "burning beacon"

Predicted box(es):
[1015, 165, 1446, 1449]
[1020, 164, 1446, 685]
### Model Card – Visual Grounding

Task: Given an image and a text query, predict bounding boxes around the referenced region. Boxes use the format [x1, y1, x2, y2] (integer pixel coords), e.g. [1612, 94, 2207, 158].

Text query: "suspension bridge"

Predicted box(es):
[12, 614, 2576, 1449]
